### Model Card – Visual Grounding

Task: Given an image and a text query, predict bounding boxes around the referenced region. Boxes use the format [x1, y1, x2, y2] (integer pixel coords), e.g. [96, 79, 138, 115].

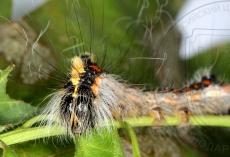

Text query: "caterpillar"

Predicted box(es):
[42, 52, 230, 135]
[1, 0, 230, 157]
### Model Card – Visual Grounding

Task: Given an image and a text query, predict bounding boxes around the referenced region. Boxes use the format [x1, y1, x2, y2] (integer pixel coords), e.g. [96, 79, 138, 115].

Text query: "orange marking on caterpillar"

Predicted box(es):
[193, 84, 200, 89]
[188, 93, 202, 100]
[202, 79, 211, 86]
[165, 98, 179, 105]
[91, 76, 102, 95]
[184, 87, 191, 92]
[173, 90, 181, 94]
[222, 84, 230, 93]
[91, 65, 102, 73]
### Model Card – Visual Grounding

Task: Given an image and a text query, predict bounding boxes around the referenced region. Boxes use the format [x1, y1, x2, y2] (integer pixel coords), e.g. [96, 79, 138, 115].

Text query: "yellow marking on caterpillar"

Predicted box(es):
[70, 56, 85, 97]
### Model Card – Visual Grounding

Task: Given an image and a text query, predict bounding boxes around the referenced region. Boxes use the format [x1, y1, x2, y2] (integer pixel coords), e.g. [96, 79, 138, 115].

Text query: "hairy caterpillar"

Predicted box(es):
[42, 52, 230, 135]
[1, 0, 230, 156]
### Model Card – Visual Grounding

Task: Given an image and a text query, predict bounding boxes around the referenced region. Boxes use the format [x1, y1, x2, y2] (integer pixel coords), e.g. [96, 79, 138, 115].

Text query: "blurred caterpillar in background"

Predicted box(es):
[1, 0, 230, 156]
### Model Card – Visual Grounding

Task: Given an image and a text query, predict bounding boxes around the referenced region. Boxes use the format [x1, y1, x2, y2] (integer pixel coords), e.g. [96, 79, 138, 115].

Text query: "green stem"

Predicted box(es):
[122, 122, 141, 157]
[0, 126, 65, 145]
[115, 116, 230, 128]
[21, 115, 48, 128]
[1, 115, 230, 146]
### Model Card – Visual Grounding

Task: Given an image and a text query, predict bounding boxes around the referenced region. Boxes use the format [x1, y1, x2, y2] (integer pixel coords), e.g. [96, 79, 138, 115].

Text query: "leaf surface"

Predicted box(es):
[0, 66, 37, 131]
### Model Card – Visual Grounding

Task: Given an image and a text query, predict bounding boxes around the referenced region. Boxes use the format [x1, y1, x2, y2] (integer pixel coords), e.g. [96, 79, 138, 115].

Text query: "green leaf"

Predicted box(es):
[0, 140, 18, 157]
[75, 127, 124, 157]
[9, 140, 75, 157]
[0, 65, 37, 132]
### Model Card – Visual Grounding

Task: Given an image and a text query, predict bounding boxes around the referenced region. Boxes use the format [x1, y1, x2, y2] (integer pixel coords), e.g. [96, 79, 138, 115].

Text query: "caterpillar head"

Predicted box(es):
[60, 54, 104, 135]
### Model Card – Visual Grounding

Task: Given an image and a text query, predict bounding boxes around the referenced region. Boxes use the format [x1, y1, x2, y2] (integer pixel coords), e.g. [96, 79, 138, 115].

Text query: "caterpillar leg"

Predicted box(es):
[177, 106, 190, 124]
[147, 106, 164, 123]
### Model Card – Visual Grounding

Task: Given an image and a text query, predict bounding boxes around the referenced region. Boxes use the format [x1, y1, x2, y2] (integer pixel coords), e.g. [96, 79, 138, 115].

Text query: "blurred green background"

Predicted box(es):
[1, 0, 186, 104]
[1, 0, 230, 156]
